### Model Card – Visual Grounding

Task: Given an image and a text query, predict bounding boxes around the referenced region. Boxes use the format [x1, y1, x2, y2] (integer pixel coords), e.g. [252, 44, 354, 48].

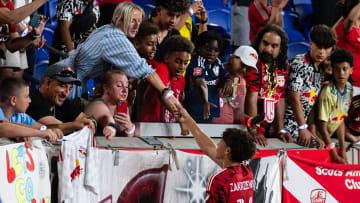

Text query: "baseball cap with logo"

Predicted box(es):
[234, 46, 258, 71]
[43, 63, 81, 86]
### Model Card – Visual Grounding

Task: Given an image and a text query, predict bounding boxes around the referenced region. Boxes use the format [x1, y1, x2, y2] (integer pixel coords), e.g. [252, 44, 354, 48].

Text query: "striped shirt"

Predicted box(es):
[59, 25, 155, 82]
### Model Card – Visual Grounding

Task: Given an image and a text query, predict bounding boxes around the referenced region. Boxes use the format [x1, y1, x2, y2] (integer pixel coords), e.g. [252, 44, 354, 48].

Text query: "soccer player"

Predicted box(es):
[179, 107, 256, 202]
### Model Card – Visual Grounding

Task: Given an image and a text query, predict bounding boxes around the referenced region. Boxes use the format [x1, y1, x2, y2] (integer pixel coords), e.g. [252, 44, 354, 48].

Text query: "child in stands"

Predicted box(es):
[184, 31, 229, 123]
[213, 46, 258, 125]
[138, 34, 194, 125]
[317, 48, 353, 164]
[0, 77, 61, 143]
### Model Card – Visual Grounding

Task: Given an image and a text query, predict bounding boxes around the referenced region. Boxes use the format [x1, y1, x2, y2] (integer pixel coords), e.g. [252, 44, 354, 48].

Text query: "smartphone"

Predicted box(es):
[116, 101, 127, 114]
[29, 14, 41, 28]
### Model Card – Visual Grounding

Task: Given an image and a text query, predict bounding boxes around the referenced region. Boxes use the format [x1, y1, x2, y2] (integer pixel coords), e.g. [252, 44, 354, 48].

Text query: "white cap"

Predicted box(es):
[234, 46, 258, 71]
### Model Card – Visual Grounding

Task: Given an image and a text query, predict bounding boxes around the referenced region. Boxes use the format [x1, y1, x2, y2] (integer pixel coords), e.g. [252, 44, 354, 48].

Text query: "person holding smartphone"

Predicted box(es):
[85, 70, 134, 139]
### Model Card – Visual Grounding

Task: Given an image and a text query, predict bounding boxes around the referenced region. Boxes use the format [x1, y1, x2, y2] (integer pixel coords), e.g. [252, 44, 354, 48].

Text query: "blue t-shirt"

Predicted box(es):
[184, 55, 227, 122]
[0, 107, 35, 126]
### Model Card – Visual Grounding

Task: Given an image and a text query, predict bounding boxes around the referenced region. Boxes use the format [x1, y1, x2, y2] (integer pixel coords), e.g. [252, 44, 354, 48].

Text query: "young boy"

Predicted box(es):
[138, 35, 194, 123]
[317, 48, 353, 164]
[213, 46, 258, 124]
[0, 77, 61, 143]
[184, 31, 228, 123]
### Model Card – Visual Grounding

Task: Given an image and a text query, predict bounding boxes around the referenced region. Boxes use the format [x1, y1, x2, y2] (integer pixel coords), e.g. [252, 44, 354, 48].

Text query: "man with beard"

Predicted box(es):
[149, 0, 190, 62]
[283, 25, 337, 147]
[245, 24, 290, 146]
[27, 63, 95, 134]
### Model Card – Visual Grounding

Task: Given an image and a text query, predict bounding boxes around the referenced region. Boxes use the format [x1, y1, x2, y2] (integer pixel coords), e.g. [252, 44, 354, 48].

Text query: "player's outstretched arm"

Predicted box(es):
[179, 108, 223, 167]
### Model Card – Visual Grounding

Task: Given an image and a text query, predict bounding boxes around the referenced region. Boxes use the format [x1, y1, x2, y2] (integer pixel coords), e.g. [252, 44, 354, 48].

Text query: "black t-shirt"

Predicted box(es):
[148, 15, 180, 62]
[26, 89, 82, 122]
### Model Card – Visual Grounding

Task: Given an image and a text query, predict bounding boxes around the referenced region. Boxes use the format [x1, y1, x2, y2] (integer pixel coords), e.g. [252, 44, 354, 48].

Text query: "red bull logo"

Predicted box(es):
[310, 189, 326, 203]
[302, 89, 317, 105]
[331, 112, 346, 124]
[64, 67, 73, 72]
[70, 160, 83, 182]
[250, 53, 257, 60]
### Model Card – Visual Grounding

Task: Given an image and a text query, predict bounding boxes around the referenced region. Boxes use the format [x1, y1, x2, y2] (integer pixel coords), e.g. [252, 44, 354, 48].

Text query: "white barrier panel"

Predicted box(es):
[283, 152, 360, 203]
[0, 140, 51, 203]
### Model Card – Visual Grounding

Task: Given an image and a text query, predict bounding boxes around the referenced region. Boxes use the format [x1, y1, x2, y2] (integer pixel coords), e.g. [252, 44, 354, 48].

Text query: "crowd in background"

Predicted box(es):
[0, 0, 359, 165]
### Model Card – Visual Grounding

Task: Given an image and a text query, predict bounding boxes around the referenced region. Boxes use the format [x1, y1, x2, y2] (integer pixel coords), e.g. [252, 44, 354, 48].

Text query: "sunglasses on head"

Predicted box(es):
[53, 69, 76, 78]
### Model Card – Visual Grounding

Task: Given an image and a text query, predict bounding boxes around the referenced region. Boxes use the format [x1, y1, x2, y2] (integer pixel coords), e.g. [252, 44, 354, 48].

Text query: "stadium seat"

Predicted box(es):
[207, 9, 231, 36]
[287, 41, 310, 61]
[33, 60, 49, 80]
[133, 0, 155, 19]
[284, 28, 306, 43]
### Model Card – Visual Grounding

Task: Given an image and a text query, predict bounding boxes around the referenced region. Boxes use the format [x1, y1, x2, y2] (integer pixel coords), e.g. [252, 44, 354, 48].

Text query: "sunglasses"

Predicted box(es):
[53, 69, 76, 78]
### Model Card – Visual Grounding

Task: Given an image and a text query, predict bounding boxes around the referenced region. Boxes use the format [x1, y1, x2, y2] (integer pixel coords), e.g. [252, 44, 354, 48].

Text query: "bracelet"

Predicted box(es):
[188, 7, 194, 15]
[325, 143, 335, 151]
[40, 125, 47, 131]
[279, 129, 288, 134]
[165, 90, 174, 99]
[126, 124, 135, 134]
[161, 87, 170, 96]
[200, 18, 208, 24]
[108, 122, 117, 129]
[247, 117, 253, 128]
[298, 124, 308, 130]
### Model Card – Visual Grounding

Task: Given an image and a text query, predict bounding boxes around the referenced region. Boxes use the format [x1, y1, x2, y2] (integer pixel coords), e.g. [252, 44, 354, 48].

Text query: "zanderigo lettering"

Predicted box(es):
[230, 180, 254, 192]
[315, 166, 343, 176]
[345, 179, 360, 190]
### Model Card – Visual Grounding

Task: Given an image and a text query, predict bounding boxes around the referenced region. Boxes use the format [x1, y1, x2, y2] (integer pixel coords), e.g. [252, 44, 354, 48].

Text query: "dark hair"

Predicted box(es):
[251, 24, 288, 70]
[92, 70, 127, 99]
[163, 35, 194, 56]
[155, 0, 191, 14]
[0, 77, 29, 102]
[310, 24, 337, 49]
[330, 48, 354, 68]
[196, 31, 223, 53]
[134, 21, 159, 43]
[222, 128, 256, 162]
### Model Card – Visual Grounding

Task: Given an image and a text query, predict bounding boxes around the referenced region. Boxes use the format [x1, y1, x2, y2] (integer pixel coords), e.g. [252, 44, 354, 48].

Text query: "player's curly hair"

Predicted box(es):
[222, 128, 256, 162]
[163, 35, 194, 55]
[155, 0, 191, 14]
[134, 21, 159, 43]
[251, 24, 288, 71]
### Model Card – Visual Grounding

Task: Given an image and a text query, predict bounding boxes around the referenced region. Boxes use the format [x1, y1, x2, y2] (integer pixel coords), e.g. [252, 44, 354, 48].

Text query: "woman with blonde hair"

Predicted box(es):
[85, 70, 134, 139]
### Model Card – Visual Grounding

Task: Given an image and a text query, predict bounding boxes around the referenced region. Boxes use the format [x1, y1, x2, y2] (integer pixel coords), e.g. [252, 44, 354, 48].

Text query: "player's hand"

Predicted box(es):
[179, 122, 190, 136]
[161, 93, 182, 119]
[103, 126, 116, 140]
[331, 152, 348, 164]
[203, 102, 217, 120]
[297, 128, 313, 147]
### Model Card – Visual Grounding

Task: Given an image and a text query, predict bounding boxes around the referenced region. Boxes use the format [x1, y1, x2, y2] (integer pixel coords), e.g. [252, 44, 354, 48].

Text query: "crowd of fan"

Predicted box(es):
[0, 0, 359, 164]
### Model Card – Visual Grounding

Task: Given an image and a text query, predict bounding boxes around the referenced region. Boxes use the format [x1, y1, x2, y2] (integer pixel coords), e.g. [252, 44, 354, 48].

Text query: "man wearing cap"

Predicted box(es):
[213, 45, 258, 124]
[26, 63, 95, 134]
[245, 24, 291, 146]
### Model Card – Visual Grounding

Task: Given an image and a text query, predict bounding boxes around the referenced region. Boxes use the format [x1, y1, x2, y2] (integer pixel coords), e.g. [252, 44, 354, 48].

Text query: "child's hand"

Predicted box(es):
[203, 102, 217, 119]
[221, 79, 234, 97]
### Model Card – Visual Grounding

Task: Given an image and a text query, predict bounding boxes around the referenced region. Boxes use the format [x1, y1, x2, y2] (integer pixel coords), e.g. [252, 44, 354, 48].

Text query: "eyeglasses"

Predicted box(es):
[53, 69, 76, 78]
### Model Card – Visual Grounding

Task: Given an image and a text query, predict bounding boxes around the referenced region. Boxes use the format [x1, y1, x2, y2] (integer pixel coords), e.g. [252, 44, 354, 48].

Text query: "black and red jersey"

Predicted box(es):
[206, 164, 254, 203]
